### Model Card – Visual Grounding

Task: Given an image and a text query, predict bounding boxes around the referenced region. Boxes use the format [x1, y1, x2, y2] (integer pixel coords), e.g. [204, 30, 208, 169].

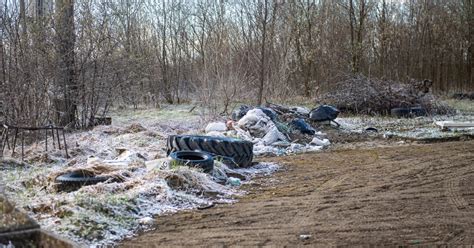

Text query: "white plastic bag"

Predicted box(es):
[205, 122, 227, 133]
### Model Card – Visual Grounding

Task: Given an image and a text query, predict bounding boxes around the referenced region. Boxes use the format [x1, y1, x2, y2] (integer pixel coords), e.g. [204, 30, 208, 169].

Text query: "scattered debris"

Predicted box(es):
[223, 104, 332, 156]
[310, 137, 331, 147]
[435, 121, 474, 131]
[232, 105, 252, 121]
[227, 177, 241, 186]
[145, 158, 170, 171]
[3, 101, 471, 247]
[299, 234, 311, 240]
[138, 217, 154, 225]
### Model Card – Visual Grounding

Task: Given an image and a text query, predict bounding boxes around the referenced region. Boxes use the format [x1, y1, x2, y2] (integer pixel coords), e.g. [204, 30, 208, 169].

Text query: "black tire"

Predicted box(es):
[169, 151, 214, 173]
[390, 107, 410, 117]
[365, 127, 378, 132]
[55, 171, 110, 185]
[167, 135, 254, 168]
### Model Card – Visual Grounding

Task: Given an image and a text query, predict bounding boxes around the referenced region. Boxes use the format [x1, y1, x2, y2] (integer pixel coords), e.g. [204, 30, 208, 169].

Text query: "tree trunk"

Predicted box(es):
[56, 0, 77, 126]
[468, 0, 474, 91]
[257, 0, 269, 106]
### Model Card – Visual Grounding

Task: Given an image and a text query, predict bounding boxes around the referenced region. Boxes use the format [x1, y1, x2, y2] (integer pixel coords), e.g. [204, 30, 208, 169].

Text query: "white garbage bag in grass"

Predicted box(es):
[261, 126, 288, 145]
[237, 109, 272, 138]
[310, 137, 331, 147]
[205, 122, 227, 133]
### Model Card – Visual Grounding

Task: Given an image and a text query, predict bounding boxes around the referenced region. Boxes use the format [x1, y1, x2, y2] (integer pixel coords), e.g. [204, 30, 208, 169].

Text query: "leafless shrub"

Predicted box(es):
[318, 75, 453, 115]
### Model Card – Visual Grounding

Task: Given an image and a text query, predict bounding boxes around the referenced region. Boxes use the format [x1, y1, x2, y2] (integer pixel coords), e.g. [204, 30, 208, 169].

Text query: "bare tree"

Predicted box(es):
[55, 0, 76, 126]
[1, 0, 472, 127]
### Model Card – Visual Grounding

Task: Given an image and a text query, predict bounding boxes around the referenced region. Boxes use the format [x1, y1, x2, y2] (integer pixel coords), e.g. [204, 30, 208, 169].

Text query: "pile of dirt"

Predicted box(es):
[318, 75, 453, 115]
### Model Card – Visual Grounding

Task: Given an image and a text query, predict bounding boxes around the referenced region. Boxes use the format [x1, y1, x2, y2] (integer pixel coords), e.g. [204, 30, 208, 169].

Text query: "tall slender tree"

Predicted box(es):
[55, 0, 76, 126]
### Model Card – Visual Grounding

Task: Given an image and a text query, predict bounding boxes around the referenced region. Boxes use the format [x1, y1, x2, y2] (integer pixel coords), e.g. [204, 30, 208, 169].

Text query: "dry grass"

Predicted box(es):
[442, 99, 474, 114]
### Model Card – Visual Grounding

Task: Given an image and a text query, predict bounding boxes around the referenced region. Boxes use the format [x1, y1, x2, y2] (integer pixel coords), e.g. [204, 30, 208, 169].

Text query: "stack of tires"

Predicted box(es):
[167, 135, 254, 169]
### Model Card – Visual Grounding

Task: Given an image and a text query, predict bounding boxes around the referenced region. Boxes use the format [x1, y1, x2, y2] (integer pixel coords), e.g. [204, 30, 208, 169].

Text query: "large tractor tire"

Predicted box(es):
[166, 135, 254, 168]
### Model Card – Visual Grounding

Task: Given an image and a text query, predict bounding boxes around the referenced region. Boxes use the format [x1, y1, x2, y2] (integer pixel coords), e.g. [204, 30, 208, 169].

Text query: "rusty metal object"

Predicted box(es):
[0, 124, 69, 160]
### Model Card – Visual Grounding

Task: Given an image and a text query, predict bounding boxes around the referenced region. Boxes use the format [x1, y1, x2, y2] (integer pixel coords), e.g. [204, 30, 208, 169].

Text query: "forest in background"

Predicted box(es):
[0, 0, 473, 127]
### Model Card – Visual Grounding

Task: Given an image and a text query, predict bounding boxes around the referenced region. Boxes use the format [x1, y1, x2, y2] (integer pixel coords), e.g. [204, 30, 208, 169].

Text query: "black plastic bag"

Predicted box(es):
[290, 118, 316, 135]
[309, 105, 340, 122]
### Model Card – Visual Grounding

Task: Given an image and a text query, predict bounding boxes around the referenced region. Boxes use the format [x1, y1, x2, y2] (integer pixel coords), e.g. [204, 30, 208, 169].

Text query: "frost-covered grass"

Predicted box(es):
[337, 113, 474, 140]
[109, 104, 203, 127]
[0, 105, 280, 246]
[2, 102, 472, 246]
[2, 159, 278, 246]
[442, 99, 474, 114]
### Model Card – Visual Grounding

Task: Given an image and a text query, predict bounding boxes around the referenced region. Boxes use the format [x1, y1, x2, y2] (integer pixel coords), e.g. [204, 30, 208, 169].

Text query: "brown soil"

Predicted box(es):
[121, 141, 474, 247]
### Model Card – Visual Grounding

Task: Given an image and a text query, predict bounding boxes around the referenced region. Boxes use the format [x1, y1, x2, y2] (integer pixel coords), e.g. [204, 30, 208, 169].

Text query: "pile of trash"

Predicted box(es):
[318, 75, 453, 115]
[204, 104, 333, 156]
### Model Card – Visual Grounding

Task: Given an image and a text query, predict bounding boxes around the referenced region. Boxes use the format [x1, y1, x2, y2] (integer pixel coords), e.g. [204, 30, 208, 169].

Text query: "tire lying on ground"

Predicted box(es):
[166, 135, 254, 168]
[55, 172, 110, 192]
[55, 171, 110, 185]
[169, 151, 214, 173]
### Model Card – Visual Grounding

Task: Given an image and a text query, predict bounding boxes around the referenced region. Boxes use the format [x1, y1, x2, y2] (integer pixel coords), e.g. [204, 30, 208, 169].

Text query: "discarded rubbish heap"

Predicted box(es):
[198, 103, 334, 157]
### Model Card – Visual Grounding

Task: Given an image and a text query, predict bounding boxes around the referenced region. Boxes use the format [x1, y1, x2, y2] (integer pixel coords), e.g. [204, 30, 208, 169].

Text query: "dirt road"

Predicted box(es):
[121, 141, 474, 247]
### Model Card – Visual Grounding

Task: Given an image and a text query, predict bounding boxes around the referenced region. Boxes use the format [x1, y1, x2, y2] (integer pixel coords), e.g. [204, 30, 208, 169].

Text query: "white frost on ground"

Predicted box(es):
[3, 104, 471, 246]
[337, 114, 474, 140]
[0, 105, 282, 247]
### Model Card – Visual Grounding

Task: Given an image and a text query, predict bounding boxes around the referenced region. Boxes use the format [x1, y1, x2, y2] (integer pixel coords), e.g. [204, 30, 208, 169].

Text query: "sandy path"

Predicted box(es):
[121, 140, 474, 247]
